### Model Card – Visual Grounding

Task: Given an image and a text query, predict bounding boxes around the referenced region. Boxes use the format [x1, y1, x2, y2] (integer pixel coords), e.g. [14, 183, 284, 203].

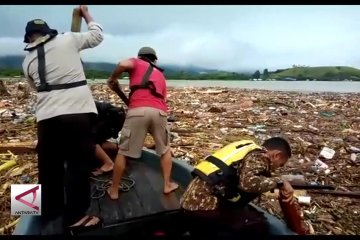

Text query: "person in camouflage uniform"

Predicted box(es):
[180, 137, 294, 237]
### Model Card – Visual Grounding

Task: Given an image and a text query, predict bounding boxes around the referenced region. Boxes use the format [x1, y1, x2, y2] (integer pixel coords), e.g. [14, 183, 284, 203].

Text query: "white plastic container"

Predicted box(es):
[297, 196, 311, 206]
[319, 147, 335, 160]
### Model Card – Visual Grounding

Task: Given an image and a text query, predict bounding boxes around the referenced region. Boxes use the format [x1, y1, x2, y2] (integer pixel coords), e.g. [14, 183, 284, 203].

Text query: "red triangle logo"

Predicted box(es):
[15, 185, 39, 211]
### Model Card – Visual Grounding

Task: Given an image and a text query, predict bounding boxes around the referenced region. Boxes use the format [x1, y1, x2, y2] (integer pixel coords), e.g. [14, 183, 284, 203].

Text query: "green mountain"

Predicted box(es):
[270, 66, 360, 81]
[0, 55, 251, 80]
[2, 55, 360, 81]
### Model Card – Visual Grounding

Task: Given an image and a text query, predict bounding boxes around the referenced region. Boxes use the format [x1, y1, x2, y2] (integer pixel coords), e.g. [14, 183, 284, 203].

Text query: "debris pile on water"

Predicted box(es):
[1, 79, 360, 235]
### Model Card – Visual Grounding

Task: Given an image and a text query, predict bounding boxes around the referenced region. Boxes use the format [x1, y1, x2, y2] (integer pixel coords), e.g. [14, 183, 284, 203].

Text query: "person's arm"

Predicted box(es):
[107, 59, 134, 93]
[22, 60, 37, 91]
[70, 5, 104, 51]
[238, 153, 283, 193]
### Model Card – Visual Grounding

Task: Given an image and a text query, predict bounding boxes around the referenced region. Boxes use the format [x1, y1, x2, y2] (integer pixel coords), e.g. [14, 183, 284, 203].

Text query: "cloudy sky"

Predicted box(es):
[1, 5, 360, 71]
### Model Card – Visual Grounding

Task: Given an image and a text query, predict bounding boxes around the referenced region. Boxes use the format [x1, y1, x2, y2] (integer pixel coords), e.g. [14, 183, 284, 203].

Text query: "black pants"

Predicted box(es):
[37, 113, 96, 226]
[183, 204, 269, 239]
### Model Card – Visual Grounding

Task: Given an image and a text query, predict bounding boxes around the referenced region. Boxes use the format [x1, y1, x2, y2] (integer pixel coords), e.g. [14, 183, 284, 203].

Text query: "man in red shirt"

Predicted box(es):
[106, 47, 178, 199]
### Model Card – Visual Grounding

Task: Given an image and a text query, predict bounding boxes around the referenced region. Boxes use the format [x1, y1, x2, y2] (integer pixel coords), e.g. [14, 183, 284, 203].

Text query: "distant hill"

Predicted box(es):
[0, 55, 24, 69]
[270, 66, 360, 81]
[0, 55, 248, 80]
[82, 62, 219, 76]
[2, 55, 359, 81]
[0, 55, 226, 74]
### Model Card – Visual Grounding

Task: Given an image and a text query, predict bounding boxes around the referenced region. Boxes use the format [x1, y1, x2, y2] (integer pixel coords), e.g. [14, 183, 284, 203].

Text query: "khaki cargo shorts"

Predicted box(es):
[118, 107, 171, 158]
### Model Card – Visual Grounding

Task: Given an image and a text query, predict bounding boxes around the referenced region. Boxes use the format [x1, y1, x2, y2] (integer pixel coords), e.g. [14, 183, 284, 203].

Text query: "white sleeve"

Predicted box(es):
[22, 59, 37, 90]
[69, 21, 104, 51]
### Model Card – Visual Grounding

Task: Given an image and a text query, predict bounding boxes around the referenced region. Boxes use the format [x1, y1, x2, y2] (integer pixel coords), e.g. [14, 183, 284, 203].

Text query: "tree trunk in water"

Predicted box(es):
[0, 80, 10, 96]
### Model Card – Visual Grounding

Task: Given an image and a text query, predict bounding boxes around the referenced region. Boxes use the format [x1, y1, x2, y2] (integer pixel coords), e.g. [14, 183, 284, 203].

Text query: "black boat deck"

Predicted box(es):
[82, 158, 185, 235]
[13, 150, 297, 236]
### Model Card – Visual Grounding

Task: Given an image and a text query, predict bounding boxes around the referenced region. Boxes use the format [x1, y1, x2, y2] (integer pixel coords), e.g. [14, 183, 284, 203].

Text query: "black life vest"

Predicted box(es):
[25, 35, 87, 93]
[128, 57, 166, 101]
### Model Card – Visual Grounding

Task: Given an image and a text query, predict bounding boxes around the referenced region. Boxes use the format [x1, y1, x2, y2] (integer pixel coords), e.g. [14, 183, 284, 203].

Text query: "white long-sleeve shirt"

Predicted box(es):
[22, 21, 104, 122]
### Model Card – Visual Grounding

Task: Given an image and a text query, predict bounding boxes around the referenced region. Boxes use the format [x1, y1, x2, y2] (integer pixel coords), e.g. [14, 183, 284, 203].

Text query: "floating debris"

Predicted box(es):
[1, 79, 360, 235]
[319, 147, 336, 160]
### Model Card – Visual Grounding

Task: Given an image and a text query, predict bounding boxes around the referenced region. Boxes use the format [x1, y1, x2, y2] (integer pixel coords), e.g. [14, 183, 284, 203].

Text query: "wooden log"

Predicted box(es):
[0, 142, 36, 154]
[71, 7, 82, 32]
[308, 190, 360, 198]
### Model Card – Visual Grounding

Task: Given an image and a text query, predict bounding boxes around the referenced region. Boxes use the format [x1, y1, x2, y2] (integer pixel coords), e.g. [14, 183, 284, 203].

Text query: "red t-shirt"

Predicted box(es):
[128, 58, 168, 113]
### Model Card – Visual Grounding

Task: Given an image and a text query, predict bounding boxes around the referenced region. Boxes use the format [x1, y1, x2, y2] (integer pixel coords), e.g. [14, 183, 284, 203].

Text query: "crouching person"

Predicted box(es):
[180, 137, 295, 238]
[91, 101, 125, 176]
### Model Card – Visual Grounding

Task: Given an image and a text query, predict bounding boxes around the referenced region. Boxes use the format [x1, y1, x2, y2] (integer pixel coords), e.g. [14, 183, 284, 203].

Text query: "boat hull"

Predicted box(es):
[13, 149, 296, 235]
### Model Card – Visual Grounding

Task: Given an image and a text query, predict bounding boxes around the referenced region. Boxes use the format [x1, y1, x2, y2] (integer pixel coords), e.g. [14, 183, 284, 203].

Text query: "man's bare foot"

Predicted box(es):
[83, 216, 101, 227]
[106, 186, 119, 200]
[163, 182, 179, 194]
[100, 162, 114, 172]
[92, 163, 114, 176]
[69, 215, 89, 227]
[69, 215, 102, 228]
[91, 169, 102, 176]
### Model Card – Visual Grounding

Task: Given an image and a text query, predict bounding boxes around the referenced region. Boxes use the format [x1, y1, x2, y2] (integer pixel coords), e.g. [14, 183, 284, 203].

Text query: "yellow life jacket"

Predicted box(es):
[192, 140, 263, 203]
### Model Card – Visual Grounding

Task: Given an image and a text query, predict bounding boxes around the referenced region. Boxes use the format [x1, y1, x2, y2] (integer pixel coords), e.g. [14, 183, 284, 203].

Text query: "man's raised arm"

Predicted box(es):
[70, 5, 104, 51]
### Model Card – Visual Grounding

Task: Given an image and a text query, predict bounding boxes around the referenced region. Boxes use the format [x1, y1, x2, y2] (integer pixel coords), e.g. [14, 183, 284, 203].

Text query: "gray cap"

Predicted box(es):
[138, 46, 157, 59]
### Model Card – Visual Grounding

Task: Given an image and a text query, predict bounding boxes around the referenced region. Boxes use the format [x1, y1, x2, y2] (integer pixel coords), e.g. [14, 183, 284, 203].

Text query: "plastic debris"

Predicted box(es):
[20, 175, 31, 184]
[350, 146, 360, 153]
[297, 196, 311, 206]
[311, 159, 329, 172]
[319, 147, 336, 160]
[281, 174, 305, 183]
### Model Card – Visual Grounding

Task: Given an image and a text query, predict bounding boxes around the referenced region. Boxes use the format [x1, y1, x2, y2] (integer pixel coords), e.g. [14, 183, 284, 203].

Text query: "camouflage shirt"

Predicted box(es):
[180, 148, 282, 211]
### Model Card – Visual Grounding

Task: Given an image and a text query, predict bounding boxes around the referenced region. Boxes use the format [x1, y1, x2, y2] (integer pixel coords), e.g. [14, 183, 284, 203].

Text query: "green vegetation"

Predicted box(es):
[2, 66, 360, 81]
[252, 70, 261, 79]
[262, 69, 269, 79]
[1, 54, 360, 81]
[0, 68, 251, 80]
[270, 66, 360, 81]
[0, 68, 23, 77]
[0, 55, 252, 80]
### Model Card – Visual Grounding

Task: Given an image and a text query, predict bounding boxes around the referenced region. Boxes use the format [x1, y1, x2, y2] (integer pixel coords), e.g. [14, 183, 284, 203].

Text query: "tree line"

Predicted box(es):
[0, 68, 254, 80]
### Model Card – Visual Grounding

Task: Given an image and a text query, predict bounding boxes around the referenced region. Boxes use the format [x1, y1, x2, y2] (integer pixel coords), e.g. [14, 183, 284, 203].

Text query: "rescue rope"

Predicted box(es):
[90, 176, 135, 199]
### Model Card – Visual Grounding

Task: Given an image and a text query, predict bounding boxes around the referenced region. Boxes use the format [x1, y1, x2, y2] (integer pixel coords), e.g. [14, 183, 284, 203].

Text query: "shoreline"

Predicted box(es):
[94, 82, 360, 95]
[3, 77, 359, 82]
[2, 78, 360, 94]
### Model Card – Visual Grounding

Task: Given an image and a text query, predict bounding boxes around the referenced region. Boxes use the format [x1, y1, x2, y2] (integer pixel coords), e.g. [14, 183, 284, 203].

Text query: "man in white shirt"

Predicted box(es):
[22, 5, 104, 233]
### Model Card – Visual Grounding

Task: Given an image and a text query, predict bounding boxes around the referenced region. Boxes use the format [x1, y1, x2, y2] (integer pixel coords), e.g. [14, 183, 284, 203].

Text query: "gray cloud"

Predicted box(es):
[1, 5, 360, 71]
